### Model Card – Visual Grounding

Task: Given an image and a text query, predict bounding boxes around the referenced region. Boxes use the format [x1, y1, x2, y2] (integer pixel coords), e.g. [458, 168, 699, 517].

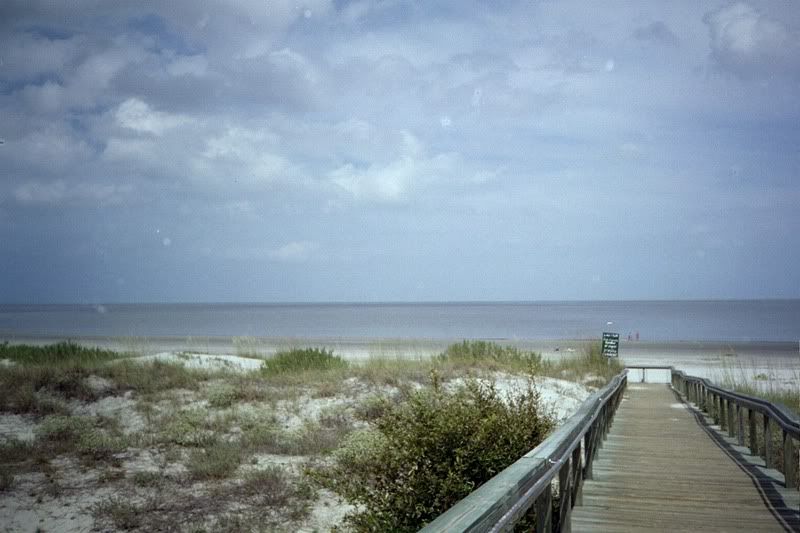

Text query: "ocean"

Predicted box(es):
[0, 300, 798, 342]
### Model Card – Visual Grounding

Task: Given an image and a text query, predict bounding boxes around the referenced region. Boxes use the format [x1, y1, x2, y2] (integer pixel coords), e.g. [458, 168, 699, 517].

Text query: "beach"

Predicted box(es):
[0, 336, 796, 532]
[3, 334, 797, 386]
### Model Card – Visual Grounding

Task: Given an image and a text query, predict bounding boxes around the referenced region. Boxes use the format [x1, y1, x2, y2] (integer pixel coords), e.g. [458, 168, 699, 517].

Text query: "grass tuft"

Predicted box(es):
[0, 467, 14, 492]
[92, 496, 144, 530]
[187, 440, 245, 480]
[262, 348, 348, 375]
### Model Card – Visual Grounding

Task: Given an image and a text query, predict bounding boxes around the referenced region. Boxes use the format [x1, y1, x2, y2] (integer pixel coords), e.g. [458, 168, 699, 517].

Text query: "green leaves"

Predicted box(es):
[312, 379, 554, 532]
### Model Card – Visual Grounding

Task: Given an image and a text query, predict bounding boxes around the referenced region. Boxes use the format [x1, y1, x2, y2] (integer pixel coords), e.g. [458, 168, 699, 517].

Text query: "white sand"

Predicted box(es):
[129, 351, 267, 371]
[1, 347, 794, 532]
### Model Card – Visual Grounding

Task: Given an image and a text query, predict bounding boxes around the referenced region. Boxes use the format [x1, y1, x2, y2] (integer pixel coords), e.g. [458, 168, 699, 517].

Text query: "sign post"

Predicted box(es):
[602, 332, 619, 359]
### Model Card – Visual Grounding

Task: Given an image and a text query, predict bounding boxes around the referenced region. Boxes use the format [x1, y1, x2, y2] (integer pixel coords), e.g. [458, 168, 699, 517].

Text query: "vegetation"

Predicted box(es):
[0, 341, 120, 365]
[716, 361, 800, 415]
[261, 347, 348, 375]
[187, 439, 246, 480]
[437, 340, 543, 371]
[311, 374, 554, 532]
[0, 340, 619, 532]
[713, 360, 799, 482]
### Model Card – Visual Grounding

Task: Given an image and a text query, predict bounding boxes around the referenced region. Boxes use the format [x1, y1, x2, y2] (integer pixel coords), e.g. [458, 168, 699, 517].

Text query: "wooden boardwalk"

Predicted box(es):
[571, 384, 799, 532]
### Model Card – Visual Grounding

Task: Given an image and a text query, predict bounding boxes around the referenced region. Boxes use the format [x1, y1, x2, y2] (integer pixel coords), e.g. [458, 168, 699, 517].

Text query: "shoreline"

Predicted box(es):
[1, 335, 797, 385]
[1, 333, 797, 356]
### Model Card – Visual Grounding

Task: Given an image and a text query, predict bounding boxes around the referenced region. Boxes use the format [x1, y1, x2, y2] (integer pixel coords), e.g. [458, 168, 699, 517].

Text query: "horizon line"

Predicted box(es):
[2, 297, 800, 306]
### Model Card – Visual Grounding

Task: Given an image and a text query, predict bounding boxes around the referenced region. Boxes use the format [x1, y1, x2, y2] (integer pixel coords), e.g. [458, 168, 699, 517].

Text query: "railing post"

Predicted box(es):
[711, 393, 717, 422]
[558, 460, 572, 533]
[584, 429, 593, 480]
[736, 404, 745, 446]
[764, 416, 773, 469]
[534, 484, 552, 532]
[748, 409, 757, 455]
[783, 430, 797, 489]
[719, 397, 726, 430]
[571, 444, 583, 507]
[727, 399, 736, 438]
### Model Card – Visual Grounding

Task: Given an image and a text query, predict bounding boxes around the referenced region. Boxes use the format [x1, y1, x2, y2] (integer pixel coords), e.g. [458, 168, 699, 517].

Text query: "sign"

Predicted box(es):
[602, 332, 619, 358]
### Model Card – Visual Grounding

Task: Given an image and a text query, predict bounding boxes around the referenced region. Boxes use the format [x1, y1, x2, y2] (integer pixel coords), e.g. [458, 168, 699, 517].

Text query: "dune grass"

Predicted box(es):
[261, 347, 348, 374]
[1, 339, 615, 532]
[716, 359, 800, 415]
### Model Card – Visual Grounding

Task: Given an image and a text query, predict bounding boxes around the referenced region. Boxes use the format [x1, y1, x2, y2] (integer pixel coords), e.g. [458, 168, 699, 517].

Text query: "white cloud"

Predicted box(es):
[193, 126, 289, 186]
[330, 131, 459, 203]
[269, 241, 318, 262]
[704, 3, 799, 77]
[115, 98, 188, 135]
[17, 38, 148, 114]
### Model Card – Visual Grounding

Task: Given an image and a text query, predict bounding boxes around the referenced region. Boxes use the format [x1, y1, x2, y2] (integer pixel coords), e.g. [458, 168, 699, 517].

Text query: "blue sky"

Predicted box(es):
[1, 1, 799, 303]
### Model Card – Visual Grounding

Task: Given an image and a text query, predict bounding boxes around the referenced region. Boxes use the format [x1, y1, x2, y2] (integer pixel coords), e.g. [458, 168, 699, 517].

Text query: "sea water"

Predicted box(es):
[1, 300, 798, 342]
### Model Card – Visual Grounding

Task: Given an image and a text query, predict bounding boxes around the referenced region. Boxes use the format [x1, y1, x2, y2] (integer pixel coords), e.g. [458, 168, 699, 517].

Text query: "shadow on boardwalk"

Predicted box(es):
[680, 390, 800, 532]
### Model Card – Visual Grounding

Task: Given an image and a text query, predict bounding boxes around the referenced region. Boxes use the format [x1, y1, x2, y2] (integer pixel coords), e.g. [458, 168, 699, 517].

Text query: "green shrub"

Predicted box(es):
[92, 496, 143, 530]
[312, 378, 554, 532]
[131, 470, 163, 487]
[542, 343, 623, 382]
[0, 439, 35, 465]
[0, 467, 14, 492]
[36, 415, 126, 462]
[0, 341, 119, 366]
[158, 408, 216, 447]
[261, 348, 348, 374]
[0, 343, 121, 412]
[187, 440, 245, 480]
[208, 385, 238, 409]
[438, 341, 542, 371]
[99, 360, 210, 394]
[240, 465, 314, 509]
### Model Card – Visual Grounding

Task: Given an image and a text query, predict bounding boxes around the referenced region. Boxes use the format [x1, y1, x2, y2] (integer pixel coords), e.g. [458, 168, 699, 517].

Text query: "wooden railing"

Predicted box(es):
[422, 366, 799, 532]
[420, 370, 627, 533]
[672, 369, 800, 490]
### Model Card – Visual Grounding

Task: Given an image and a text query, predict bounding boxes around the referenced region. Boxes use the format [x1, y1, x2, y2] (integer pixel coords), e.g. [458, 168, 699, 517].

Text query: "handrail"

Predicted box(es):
[420, 370, 628, 533]
[671, 368, 799, 491]
[422, 366, 799, 532]
[671, 369, 800, 435]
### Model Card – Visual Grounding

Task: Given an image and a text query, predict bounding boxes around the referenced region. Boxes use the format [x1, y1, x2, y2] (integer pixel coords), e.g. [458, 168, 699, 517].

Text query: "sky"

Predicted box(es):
[1, 1, 799, 303]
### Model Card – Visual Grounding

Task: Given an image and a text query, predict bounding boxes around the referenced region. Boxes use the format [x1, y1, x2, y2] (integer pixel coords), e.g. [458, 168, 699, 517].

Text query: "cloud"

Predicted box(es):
[633, 21, 678, 46]
[14, 180, 132, 205]
[268, 241, 319, 262]
[329, 131, 459, 203]
[166, 54, 208, 77]
[0, 32, 84, 81]
[192, 126, 290, 187]
[115, 98, 189, 135]
[16, 38, 148, 114]
[704, 2, 800, 78]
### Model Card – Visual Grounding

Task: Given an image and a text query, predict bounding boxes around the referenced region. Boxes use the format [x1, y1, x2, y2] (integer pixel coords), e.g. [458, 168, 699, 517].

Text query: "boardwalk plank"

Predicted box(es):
[571, 384, 797, 532]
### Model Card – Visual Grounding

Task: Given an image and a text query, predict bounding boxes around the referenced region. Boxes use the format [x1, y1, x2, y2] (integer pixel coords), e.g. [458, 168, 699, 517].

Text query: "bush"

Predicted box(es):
[438, 341, 542, 370]
[261, 348, 347, 374]
[187, 440, 245, 480]
[311, 377, 554, 532]
[93, 496, 144, 530]
[99, 359, 209, 394]
[0, 343, 121, 413]
[0, 467, 14, 492]
[36, 415, 126, 461]
[0, 341, 119, 366]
